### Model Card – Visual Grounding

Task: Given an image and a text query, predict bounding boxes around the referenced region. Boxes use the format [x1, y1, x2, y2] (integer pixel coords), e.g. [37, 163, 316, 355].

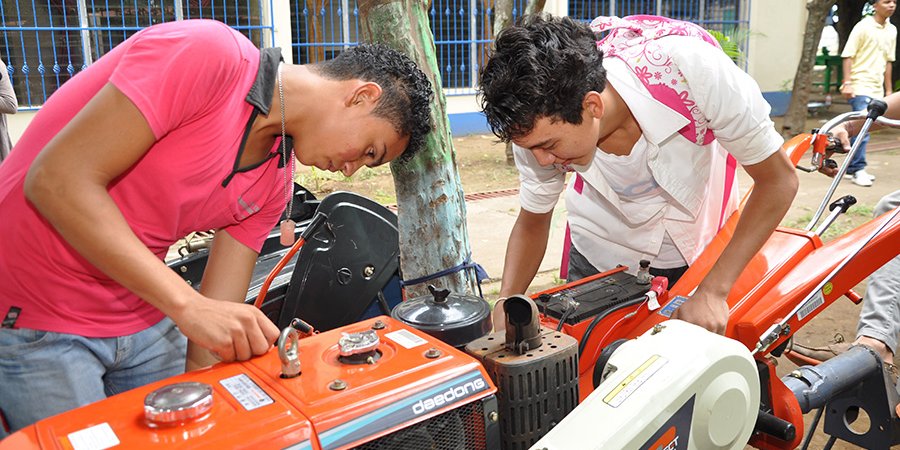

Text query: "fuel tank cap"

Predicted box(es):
[144, 382, 213, 427]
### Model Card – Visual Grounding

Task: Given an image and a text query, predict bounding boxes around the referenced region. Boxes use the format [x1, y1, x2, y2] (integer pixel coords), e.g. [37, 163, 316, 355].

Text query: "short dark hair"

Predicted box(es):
[479, 15, 607, 142]
[315, 44, 434, 159]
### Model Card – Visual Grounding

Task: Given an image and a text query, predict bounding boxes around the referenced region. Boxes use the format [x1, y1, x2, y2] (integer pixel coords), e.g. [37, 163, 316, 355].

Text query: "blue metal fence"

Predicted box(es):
[568, 0, 750, 60]
[568, 0, 747, 31]
[291, 0, 748, 95]
[0, 0, 274, 109]
[1, 0, 748, 108]
[291, 0, 529, 95]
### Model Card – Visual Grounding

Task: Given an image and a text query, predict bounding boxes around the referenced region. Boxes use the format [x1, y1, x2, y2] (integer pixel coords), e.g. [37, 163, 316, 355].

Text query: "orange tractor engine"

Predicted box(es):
[1, 317, 500, 450]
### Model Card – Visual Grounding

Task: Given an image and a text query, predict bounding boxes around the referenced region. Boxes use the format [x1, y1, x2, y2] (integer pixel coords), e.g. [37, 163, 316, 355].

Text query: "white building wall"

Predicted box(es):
[746, 0, 806, 93]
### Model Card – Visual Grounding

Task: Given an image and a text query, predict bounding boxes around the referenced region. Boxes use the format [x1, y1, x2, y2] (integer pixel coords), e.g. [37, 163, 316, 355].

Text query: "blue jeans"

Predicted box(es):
[0, 317, 186, 437]
[847, 95, 872, 175]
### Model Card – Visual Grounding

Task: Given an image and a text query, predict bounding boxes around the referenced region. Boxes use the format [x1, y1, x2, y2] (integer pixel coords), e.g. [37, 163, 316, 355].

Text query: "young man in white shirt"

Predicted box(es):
[479, 15, 798, 334]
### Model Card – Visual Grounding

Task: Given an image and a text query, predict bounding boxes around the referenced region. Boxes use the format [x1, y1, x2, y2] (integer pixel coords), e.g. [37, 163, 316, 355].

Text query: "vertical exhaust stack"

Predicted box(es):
[466, 295, 579, 449]
[504, 294, 543, 353]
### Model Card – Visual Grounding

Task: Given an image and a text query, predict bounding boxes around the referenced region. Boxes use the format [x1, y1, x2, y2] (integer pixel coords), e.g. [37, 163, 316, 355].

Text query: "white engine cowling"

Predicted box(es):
[532, 319, 759, 450]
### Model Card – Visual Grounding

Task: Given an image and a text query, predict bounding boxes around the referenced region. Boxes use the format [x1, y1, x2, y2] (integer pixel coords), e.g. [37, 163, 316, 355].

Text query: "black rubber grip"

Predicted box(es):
[867, 99, 888, 120]
[755, 410, 796, 442]
[829, 195, 857, 213]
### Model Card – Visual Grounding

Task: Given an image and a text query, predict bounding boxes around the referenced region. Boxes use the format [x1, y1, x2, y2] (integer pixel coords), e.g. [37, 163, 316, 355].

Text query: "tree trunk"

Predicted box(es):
[835, 0, 865, 52]
[492, 0, 515, 37]
[358, 0, 477, 297]
[491, 0, 517, 166]
[307, 0, 326, 63]
[782, 0, 836, 137]
[493, 0, 545, 166]
[891, 7, 900, 88]
[524, 0, 546, 15]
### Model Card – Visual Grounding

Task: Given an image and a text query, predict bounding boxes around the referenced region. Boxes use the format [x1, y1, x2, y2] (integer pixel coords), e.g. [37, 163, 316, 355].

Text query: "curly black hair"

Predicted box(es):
[479, 15, 607, 142]
[315, 44, 434, 160]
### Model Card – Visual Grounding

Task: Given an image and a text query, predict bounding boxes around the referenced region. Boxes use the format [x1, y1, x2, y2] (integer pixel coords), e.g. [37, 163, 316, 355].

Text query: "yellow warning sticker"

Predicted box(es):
[603, 355, 667, 408]
[822, 282, 833, 296]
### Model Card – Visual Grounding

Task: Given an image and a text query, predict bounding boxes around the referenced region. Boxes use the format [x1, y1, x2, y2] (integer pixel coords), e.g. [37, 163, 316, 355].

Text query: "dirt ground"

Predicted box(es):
[295, 100, 899, 449]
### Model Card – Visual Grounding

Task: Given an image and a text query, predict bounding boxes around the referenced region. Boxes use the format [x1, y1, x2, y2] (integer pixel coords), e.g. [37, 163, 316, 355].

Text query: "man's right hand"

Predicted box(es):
[174, 296, 279, 363]
[840, 82, 854, 100]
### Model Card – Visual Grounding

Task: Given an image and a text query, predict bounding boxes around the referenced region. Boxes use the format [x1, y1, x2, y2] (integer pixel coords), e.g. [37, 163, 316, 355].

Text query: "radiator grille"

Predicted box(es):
[352, 401, 487, 450]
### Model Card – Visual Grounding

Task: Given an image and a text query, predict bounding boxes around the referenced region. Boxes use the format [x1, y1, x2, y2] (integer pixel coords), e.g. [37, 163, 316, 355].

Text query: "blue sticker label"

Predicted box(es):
[658, 296, 689, 318]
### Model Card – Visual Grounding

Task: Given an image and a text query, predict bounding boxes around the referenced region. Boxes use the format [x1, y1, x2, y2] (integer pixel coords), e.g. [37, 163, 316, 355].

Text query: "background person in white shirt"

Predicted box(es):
[478, 15, 798, 334]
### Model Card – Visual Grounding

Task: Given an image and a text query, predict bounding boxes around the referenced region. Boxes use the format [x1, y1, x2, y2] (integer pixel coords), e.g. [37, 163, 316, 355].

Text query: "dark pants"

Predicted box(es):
[567, 245, 688, 287]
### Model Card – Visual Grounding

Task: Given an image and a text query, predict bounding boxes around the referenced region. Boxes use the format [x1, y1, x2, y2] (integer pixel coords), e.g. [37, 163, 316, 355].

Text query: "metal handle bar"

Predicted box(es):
[806, 100, 894, 230]
[815, 110, 900, 136]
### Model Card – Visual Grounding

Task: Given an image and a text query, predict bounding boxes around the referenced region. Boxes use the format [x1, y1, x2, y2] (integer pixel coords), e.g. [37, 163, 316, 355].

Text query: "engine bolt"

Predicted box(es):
[371, 320, 386, 330]
[425, 348, 441, 359]
[363, 265, 375, 278]
[488, 411, 499, 423]
[651, 324, 665, 335]
[329, 379, 347, 391]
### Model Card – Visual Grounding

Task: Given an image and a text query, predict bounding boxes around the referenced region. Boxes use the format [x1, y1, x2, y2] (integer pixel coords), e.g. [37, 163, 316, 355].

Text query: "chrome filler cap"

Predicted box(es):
[144, 382, 213, 427]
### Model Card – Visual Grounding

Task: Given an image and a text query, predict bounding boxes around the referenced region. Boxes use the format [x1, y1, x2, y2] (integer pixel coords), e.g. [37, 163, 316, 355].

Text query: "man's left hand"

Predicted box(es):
[670, 289, 729, 334]
[816, 129, 849, 178]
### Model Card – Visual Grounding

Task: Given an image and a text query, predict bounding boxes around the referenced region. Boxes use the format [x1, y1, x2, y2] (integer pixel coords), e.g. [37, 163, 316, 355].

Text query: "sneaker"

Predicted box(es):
[852, 171, 874, 187]
[856, 169, 876, 181]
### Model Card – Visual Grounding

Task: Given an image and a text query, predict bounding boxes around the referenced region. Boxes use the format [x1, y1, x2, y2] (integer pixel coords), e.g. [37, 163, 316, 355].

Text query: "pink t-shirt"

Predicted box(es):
[0, 20, 285, 337]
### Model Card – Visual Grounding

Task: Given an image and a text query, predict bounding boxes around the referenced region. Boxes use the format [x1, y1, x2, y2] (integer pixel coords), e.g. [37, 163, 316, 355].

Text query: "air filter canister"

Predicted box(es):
[465, 327, 579, 450]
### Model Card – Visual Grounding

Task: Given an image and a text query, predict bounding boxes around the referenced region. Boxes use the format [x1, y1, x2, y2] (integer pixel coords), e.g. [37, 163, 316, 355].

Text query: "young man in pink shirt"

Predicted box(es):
[0, 19, 432, 434]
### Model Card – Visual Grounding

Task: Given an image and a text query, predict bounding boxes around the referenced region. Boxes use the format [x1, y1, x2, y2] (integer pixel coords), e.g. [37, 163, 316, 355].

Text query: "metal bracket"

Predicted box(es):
[822, 360, 900, 448]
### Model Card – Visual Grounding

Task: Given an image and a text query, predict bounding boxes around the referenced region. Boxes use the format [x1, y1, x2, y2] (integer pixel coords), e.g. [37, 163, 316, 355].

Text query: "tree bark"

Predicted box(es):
[493, 0, 545, 166]
[524, 0, 546, 15]
[890, 6, 900, 88]
[358, 0, 477, 297]
[492, 0, 515, 37]
[835, 0, 865, 51]
[491, 0, 516, 166]
[782, 0, 837, 137]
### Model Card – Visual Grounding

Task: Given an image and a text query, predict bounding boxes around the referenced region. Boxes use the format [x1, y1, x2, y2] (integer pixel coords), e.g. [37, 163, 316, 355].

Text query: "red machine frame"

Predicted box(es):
[2, 120, 898, 449]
